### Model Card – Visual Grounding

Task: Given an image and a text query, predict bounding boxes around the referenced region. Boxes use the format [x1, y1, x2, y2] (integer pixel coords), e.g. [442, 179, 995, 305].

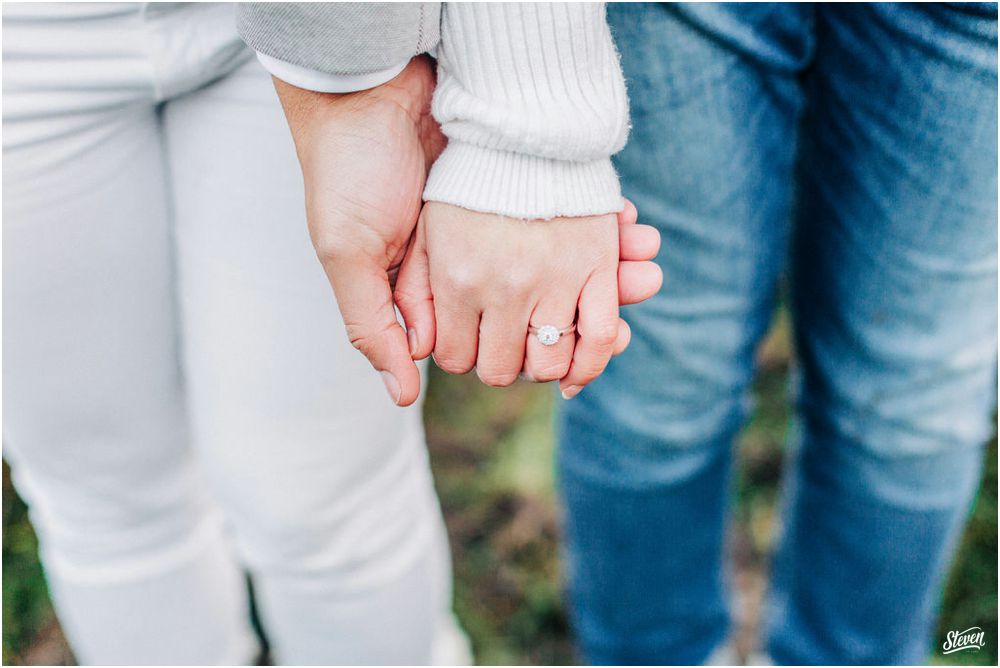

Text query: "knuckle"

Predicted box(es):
[434, 353, 473, 376]
[531, 359, 571, 383]
[587, 323, 620, 348]
[486, 284, 531, 309]
[344, 323, 387, 356]
[444, 265, 483, 293]
[500, 268, 536, 295]
[576, 360, 608, 382]
[477, 367, 518, 387]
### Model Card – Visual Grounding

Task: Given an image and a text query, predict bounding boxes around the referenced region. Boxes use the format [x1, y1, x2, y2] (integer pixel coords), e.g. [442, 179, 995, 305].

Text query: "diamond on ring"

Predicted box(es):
[529, 323, 575, 346]
[536, 325, 561, 346]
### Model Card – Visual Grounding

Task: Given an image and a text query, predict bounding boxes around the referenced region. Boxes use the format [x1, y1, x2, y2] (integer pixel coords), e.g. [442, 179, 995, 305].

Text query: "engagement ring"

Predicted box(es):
[529, 323, 576, 346]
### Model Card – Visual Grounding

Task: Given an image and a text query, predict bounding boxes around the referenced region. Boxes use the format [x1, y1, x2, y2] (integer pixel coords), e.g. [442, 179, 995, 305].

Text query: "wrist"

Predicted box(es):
[273, 57, 433, 150]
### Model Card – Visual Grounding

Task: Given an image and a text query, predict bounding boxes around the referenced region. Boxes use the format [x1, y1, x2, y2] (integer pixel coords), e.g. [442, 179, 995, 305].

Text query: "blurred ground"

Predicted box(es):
[3, 310, 997, 665]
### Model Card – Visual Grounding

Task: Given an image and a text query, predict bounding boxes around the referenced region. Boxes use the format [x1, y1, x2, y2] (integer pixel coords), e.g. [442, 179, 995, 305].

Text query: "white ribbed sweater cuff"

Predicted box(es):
[424, 142, 624, 220]
[424, 4, 629, 221]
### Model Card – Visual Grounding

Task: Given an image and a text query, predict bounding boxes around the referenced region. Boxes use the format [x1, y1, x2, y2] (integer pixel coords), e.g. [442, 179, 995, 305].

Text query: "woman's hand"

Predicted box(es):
[395, 201, 662, 398]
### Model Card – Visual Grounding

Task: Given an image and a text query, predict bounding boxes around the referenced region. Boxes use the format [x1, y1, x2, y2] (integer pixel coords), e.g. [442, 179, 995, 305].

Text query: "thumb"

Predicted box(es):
[324, 257, 422, 407]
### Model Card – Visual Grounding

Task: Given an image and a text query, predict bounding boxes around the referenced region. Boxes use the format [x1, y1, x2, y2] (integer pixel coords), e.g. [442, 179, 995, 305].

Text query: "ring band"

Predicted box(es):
[528, 323, 576, 346]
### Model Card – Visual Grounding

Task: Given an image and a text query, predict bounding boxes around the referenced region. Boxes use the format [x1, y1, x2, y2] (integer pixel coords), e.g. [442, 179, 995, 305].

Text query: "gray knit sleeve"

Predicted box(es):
[237, 2, 441, 75]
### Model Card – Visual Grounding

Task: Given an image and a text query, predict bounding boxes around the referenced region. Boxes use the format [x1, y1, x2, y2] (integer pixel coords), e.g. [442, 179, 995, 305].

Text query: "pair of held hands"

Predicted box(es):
[276, 56, 663, 406]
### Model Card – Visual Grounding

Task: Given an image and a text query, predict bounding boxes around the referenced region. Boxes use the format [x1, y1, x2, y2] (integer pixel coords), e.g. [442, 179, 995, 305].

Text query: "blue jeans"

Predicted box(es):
[558, 4, 998, 664]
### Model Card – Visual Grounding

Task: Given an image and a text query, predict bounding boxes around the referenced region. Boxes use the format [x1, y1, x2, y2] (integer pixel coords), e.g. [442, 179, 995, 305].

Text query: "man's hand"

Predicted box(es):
[274, 56, 445, 407]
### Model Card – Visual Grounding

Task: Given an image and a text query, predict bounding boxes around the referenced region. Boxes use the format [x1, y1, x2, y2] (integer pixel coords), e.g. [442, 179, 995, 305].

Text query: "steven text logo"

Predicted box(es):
[942, 627, 985, 655]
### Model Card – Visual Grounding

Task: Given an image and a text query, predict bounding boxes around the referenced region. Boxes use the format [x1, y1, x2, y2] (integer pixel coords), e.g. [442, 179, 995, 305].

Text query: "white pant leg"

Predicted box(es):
[162, 57, 469, 665]
[1, 5, 258, 664]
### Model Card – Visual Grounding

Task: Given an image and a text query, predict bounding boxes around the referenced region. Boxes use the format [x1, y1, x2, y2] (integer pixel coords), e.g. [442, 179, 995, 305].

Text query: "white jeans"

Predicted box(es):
[2, 4, 467, 664]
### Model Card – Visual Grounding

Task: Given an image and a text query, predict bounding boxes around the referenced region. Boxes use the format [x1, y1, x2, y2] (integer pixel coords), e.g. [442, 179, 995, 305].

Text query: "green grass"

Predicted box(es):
[934, 427, 998, 665]
[3, 466, 52, 666]
[3, 312, 997, 664]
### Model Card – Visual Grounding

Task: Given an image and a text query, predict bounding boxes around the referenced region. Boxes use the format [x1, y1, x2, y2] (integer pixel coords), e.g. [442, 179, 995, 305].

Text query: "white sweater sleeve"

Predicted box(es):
[422, 3, 630, 220]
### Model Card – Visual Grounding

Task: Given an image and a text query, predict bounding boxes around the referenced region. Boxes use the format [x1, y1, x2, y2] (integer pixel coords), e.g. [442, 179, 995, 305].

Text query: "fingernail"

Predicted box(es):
[561, 385, 582, 400]
[407, 328, 419, 356]
[380, 370, 402, 405]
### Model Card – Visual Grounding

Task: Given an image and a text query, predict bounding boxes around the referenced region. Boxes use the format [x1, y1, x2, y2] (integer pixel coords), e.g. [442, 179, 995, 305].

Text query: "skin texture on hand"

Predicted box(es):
[395, 201, 663, 399]
[273, 56, 446, 408]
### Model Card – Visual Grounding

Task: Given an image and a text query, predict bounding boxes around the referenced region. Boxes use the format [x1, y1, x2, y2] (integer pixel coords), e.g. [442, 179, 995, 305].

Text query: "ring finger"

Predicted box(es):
[523, 294, 579, 383]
